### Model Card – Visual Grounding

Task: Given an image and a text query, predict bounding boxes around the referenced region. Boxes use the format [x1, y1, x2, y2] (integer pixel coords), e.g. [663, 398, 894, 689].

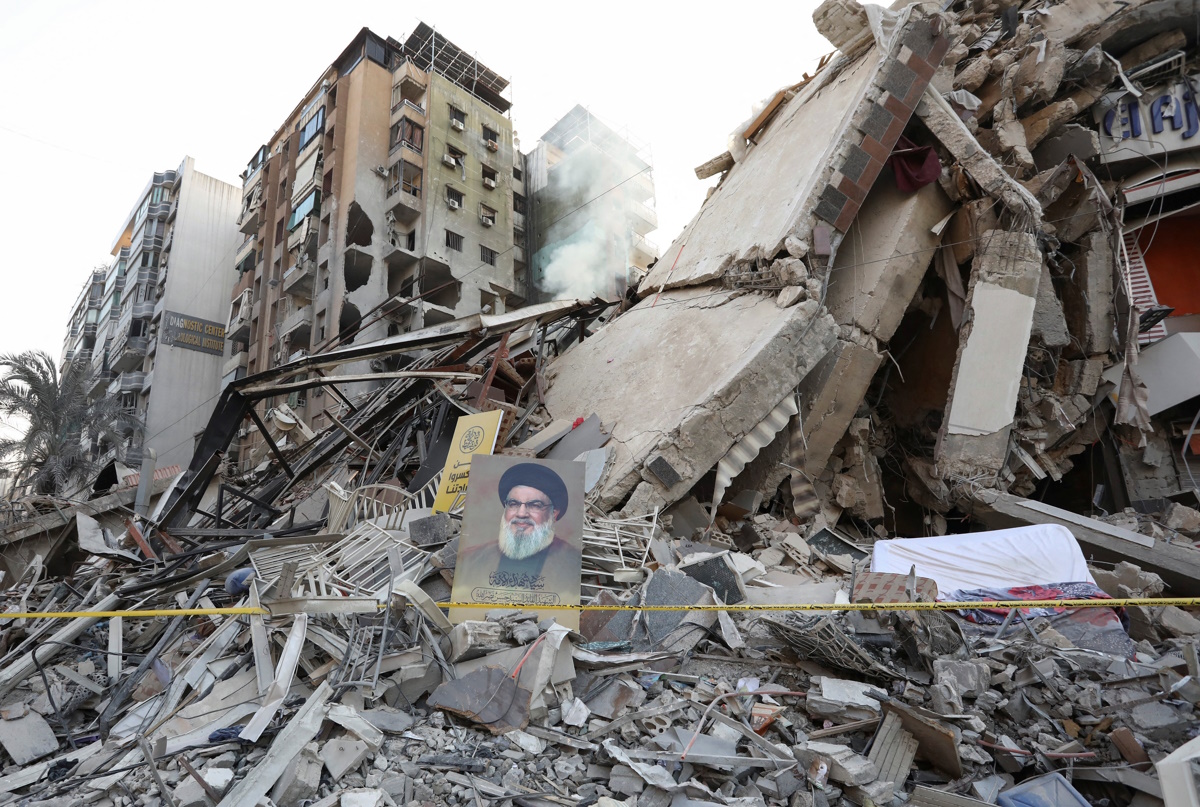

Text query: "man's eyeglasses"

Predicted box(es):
[503, 499, 553, 514]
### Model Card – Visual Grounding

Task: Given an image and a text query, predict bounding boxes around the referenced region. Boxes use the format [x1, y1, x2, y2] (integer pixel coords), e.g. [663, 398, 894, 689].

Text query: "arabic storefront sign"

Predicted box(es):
[1095, 75, 1200, 163]
[431, 410, 504, 513]
[161, 311, 226, 356]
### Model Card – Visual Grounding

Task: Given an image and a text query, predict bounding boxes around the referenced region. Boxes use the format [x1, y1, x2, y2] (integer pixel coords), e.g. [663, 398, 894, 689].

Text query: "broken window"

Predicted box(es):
[390, 118, 424, 154]
[481, 165, 497, 188]
[447, 145, 466, 167]
[513, 192, 527, 215]
[513, 165, 523, 181]
[297, 106, 325, 151]
[387, 160, 422, 198]
[514, 227, 525, 245]
[287, 190, 320, 231]
[480, 204, 497, 227]
[275, 218, 285, 245]
[480, 245, 497, 266]
[445, 230, 463, 252]
[446, 186, 464, 208]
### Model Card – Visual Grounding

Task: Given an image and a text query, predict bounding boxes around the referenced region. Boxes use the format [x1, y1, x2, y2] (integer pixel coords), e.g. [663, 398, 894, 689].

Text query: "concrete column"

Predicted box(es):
[936, 229, 1043, 480]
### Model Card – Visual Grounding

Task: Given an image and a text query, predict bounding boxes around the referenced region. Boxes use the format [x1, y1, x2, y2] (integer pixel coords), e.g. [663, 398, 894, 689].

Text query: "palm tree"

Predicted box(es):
[0, 350, 142, 497]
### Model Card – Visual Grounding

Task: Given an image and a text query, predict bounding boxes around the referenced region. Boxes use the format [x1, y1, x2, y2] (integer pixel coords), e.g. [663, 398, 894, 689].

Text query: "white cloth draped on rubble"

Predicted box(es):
[870, 524, 1095, 596]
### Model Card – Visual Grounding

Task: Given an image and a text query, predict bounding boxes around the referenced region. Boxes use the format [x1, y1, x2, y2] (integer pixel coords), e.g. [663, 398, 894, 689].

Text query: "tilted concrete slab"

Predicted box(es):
[544, 288, 838, 511]
[639, 7, 949, 294]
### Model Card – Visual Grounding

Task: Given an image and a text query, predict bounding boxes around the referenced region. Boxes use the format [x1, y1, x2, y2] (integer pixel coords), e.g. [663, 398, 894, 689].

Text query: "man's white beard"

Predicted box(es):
[498, 518, 555, 560]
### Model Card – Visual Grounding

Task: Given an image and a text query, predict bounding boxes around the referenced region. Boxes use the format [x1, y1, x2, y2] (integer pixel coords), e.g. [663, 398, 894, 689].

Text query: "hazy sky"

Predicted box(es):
[0, 0, 830, 360]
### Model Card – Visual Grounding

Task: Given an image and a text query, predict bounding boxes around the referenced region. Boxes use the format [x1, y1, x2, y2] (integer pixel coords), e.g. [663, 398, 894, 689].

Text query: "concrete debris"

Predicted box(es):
[3, 1, 1200, 805]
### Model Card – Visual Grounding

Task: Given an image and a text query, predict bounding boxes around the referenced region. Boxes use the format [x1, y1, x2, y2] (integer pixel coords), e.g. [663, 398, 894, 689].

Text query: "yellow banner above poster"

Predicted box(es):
[432, 410, 504, 513]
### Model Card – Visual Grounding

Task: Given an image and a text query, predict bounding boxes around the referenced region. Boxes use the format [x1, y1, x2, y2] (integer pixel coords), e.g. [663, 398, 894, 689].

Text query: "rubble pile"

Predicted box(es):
[3, 0, 1200, 804]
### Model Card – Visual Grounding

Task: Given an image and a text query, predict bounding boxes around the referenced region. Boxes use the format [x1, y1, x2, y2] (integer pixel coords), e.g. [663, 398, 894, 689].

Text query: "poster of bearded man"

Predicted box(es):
[449, 455, 585, 629]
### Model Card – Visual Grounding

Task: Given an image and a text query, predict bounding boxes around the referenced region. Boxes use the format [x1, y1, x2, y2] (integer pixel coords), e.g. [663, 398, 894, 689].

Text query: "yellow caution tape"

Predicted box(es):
[3, 598, 1198, 620]
[0, 607, 268, 619]
[439, 598, 1200, 612]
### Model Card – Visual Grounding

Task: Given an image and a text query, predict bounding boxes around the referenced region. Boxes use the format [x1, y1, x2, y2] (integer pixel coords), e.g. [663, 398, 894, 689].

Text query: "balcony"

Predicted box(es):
[132, 300, 155, 319]
[109, 371, 146, 395]
[227, 290, 253, 342]
[631, 233, 658, 266]
[235, 234, 257, 267]
[111, 336, 147, 373]
[513, 244, 526, 264]
[89, 369, 113, 397]
[631, 202, 658, 235]
[141, 369, 153, 393]
[280, 303, 313, 340]
[153, 296, 166, 322]
[386, 181, 422, 224]
[147, 336, 157, 356]
[513, 210, 526, 230]
[287, 217, 316, 253]
[283, 258, 316, 299]
[238, 181, 264, 235]
[223, 349, 248, 377]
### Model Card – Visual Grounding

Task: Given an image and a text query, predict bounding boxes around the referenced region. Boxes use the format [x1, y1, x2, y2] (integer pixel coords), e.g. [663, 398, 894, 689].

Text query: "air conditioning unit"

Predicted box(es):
[236, 427, 249, 439]
[483, 177, 496, 190]
[442, 154, 456, 168]
[450, 119, 464, 132]
[486, 140, 499, 152]
[448, 199, 461, 211]
[481, 216, 494, 227]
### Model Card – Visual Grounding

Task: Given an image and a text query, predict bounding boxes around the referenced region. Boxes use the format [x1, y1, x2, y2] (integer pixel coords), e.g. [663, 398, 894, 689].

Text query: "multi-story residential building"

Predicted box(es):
[226, 25, 521, 466]
[61, 157, 240, 469]
[523, 105, 658, 302]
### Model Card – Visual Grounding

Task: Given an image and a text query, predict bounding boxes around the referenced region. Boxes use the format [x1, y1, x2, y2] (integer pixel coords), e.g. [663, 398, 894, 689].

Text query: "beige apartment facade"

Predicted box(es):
[226, 25, 523, 469]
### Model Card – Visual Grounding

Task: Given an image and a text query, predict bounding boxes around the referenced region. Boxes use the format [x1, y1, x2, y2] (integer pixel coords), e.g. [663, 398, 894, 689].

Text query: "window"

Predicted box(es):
[513, 193, 527, 215]
[275, 218, 285, 244]
[481, 165, 497, 187]
[446, 186, 464, 208]
[447, 145, 465, 166]
[287, 190, 320, 231]
[480, 204, 497, 226]
[513, 165, 523, 181]
[480, 245, 497, 266]
[391, 118, 424, 153]
[482, 124, 499, 143]
[322, 170, 333, 195]
[445, 230, 463, 251]
[388, 161, 422, 198]
[449, 106, 466, 125]
[514, 227, 525, 245]
[298, 107, 325, 151]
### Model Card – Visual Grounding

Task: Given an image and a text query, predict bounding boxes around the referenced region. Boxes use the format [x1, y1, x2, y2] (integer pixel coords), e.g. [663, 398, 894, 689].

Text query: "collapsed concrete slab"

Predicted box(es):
[640, 6, 949, 294]
[544, 289, 838, 512]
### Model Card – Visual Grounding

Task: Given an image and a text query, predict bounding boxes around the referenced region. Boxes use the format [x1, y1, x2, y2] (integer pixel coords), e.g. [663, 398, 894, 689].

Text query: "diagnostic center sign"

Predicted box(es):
[161, 311, 226, 356]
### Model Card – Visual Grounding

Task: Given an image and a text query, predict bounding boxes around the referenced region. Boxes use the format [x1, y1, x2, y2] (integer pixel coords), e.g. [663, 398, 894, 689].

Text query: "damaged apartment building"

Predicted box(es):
[12, 1, 1200, 805]
[523, 105, 660, 301]
[225, 25, 524, 470]
[60, 157, 240, 470]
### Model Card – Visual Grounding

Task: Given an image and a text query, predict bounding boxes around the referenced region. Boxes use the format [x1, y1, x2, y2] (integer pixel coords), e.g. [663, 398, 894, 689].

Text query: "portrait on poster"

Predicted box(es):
[449, 455, 584, 629]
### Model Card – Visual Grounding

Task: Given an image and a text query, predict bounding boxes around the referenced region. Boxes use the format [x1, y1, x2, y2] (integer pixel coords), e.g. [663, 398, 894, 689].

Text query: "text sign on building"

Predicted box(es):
[1094, 75, 1200, 163]
[161, 311, 226, 356]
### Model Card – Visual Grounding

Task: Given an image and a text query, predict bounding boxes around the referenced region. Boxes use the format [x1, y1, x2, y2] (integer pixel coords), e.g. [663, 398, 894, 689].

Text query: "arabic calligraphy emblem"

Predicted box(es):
[460, 425, 485, 453]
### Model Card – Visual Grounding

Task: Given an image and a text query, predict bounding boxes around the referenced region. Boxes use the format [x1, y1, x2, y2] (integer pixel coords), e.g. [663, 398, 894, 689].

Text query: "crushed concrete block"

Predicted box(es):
[844, 779, 894, 806]
[1163, 502, 1200, 534]
[174, 766, 234, 807]
[271, 742, 323, 805]
[321, 735, 371, 781]
[806, 678, 885, 722]
[929, 682, 963, 715]
[797, 742, 879, 785]
[933, 659, 991, 698]
[449, 621, 507, 662]
[777, 286, 807, 307]
[609, 764, 645, 796]
[1130, 702, 1181, 738]
[408, 513, 453, 546]
[1158, 606, 1200, 637]
[340, 789, 386, 807]
[0, 712, 59, 765]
